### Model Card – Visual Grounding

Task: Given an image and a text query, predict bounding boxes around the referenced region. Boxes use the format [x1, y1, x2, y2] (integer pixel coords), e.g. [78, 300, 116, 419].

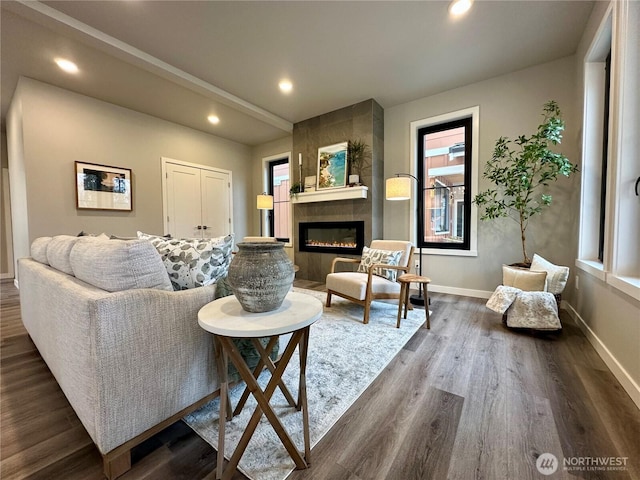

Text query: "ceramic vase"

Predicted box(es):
[227, 242, 295, 313]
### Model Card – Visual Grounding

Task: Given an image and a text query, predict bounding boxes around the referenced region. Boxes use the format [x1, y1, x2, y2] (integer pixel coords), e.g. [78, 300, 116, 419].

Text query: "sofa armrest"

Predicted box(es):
[90, 285, 217, 453]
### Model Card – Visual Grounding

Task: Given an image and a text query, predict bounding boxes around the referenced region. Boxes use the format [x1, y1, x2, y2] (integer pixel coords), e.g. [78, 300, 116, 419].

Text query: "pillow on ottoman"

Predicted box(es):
[138, 232, 233, 290]
[530, 254, 570, 295]
[502, 265, 547, 292]
[70, 237, 173, 292]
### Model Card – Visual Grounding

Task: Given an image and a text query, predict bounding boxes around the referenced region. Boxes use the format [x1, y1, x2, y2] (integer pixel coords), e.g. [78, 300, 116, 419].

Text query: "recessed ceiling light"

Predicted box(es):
[279, 80, 293, 93]
[449, 0, 473, 16]
[55, 58, 79, 74]
[207, 115, 220, 125]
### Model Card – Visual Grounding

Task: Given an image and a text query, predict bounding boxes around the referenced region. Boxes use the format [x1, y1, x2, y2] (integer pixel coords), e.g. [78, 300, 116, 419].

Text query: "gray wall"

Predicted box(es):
[8, 77, 254, 275]
[384, 56, 581, 295]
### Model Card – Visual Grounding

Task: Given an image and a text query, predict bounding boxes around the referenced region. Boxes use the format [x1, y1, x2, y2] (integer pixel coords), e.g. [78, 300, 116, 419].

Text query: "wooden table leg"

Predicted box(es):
[396, 282, 406, 328]
[233, 336, 297, 416]
[422, 282, 430, 329]
[298, 326, 311, 464]
[219, 334, 307, 479]
[213, 336, 228, 479]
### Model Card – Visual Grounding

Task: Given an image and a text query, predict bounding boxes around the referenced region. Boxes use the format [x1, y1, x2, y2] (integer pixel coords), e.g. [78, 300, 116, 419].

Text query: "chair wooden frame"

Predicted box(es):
[325, 245, 415, 324]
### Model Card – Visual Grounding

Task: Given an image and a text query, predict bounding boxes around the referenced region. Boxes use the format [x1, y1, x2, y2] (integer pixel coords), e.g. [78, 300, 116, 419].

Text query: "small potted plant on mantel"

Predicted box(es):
[347, 139, 371, 186]
[473, 100, 578, 266]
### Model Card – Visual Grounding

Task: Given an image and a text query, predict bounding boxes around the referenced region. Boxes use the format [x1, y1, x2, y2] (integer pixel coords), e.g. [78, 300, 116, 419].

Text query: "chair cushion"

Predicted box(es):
[70, 236, 173, 292]
[138, 231, 233, 291]
[530, 254, 569, 295]
[502, 265, 547, 292]
[327, 272, 401, 300]
[357, 246, 403, 281]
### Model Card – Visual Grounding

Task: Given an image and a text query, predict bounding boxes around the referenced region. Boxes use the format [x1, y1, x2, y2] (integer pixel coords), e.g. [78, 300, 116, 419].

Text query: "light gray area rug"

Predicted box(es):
[183, 287, 425, 480]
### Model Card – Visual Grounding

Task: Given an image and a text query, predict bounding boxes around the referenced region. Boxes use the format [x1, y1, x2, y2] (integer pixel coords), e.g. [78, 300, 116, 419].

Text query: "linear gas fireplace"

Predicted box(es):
[299, 221, 365, 255]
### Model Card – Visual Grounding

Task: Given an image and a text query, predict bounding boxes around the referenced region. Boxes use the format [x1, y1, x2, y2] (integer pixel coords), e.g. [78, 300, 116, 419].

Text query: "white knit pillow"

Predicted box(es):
[530, 254, 570, 295]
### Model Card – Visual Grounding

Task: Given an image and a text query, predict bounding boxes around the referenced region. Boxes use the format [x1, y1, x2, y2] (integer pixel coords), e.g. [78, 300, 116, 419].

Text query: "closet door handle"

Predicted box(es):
[197, 225, 202, 230]
[202, 225, 209, 230]
[635, 177, 640, 196]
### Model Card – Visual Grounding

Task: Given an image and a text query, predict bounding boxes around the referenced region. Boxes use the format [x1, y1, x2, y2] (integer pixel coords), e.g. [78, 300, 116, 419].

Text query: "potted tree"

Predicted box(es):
[347, 139, 371, 186]
[473, 100, 578, 265]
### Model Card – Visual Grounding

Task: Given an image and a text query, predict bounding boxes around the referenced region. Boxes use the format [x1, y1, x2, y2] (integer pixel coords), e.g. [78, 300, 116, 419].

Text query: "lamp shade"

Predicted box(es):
[386, 177, 412, 200]
[256, 194, 273, 210]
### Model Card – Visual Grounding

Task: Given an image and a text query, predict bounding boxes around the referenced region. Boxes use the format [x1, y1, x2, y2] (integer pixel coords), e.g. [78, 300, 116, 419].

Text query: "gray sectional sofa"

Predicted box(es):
[18, 235, 226, 478]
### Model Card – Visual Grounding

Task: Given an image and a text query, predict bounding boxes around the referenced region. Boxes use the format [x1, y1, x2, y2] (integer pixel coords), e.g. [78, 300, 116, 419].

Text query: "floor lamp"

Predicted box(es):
[256, 193, 273, 237]
[385, 173, 426, 306]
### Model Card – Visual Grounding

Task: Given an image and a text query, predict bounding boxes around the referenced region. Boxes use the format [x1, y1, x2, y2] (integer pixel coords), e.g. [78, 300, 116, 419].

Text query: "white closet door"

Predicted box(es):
[200, 169, 231, 238]
[165, 163, 203, 239]
[163, 159, 233, 239]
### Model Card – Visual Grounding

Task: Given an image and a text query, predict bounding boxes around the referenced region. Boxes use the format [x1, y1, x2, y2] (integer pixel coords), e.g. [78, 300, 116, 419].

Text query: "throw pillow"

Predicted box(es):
[530, 254, 570, 295]
[357, 246, 403, 282]
[137, 231, 234, 290]
[502, 265, 547, 292]
[70, 236, 173, 292]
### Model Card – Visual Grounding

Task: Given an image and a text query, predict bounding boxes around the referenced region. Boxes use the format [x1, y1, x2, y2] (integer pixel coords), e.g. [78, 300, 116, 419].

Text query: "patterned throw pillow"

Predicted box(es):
[357, 246, 403, 282]
[137, 231, 233, 290]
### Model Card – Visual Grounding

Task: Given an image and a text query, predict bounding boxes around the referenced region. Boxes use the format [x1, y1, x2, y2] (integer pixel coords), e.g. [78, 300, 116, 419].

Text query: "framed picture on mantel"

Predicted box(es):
[317, 142, 348, 190]
[75, 161, 133, 211]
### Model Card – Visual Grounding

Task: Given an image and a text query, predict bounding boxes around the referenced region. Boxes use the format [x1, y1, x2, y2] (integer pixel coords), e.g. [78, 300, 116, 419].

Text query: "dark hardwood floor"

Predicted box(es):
[1, 278, 639, 479]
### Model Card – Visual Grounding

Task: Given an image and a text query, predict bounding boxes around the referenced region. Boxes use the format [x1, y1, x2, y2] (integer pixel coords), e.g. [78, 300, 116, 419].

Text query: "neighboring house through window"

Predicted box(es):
[266, 156, 291, 243]
[411, 107, 479, 256]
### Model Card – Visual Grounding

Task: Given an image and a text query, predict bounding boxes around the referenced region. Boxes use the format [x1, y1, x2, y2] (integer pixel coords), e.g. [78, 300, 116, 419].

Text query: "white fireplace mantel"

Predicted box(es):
[291, 186, 368, 204]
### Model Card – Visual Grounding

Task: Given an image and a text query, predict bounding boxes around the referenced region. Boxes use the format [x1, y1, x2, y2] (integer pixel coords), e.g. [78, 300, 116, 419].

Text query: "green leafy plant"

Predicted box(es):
[347, 139, 371, 183]
[473, 100, 578, 265]
[289, 181, 303, 198]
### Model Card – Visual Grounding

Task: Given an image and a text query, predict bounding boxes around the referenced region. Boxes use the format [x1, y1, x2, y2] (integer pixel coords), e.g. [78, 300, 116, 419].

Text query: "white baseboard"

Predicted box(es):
[0, 273, 13, 280]
[13, 278, 19, 289]
[429, 284, 493, 299]
[565, 302, 640, 410]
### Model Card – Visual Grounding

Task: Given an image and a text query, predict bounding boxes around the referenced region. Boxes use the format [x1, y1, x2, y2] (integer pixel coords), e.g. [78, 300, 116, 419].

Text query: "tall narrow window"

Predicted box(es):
[268, 159, 290, 242]
[417, 117, 472, 250]
[597, 50, 611, 262]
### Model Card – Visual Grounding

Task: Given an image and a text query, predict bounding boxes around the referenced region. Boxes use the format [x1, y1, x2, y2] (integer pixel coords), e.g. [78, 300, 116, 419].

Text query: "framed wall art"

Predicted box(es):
[75, 161, 132, 211]
[317, 142, 348, 190]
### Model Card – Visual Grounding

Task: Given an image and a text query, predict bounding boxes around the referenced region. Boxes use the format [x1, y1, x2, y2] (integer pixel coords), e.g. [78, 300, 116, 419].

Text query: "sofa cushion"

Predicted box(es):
[138, 232, 233, 291]
[502, 265, 547, 292]
[47, 235, 81, 275]
[31, 237, 52, 264]
[357, 246, 403, 282]
[530, 254, 570, 295]
[70, 237, 173, 292]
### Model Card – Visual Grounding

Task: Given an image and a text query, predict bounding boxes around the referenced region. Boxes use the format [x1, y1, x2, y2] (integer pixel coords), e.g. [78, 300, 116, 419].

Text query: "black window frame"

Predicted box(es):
[417, 116, 472, 251]
[267, 158, 290, 243]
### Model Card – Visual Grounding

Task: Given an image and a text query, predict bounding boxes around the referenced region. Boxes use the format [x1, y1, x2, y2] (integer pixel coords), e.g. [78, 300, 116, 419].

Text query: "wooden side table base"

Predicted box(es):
[397, 274, 431, 329]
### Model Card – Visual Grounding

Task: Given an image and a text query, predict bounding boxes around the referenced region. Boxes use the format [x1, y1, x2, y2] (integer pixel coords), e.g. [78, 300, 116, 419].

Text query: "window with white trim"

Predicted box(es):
[577, 1, 640, 300]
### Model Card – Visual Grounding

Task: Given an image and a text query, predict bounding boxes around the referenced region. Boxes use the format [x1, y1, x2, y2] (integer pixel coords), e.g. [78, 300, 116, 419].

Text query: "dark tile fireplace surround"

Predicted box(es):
[292, 99, 384, 282]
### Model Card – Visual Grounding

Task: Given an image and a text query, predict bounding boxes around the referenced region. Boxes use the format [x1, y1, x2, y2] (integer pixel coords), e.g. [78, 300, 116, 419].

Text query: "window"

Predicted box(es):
[578, 1, 639, 300]
[267, 158, 291, 243]
[413, 110, 477, 255]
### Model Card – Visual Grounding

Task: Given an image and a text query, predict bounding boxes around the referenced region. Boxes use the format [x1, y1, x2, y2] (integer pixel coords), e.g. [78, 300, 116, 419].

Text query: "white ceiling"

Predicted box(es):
[1, 0, 594, 146]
